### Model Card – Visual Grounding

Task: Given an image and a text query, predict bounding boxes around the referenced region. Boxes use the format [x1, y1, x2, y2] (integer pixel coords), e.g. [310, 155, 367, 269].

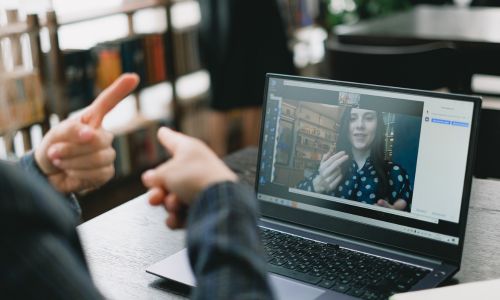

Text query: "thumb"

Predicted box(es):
[81, 73, 140, 128]
[48, 119, 95, 144]
[377, 199, 391, 208]
[157, 127, 192, 155]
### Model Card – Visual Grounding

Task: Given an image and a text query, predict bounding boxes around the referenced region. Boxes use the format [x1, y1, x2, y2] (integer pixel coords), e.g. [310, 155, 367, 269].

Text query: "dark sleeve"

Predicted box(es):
[0, 162, 102, 299]
[187, 181, 274, 300]
[296, 171, 319, 192]
[19, 152, 82, 218]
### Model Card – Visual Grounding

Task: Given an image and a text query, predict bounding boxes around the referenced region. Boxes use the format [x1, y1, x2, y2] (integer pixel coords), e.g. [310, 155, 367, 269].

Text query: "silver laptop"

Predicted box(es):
[147, 74, 481, 300]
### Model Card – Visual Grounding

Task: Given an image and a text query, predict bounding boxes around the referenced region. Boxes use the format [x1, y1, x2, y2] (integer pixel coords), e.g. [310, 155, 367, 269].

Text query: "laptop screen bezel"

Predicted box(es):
[255, 73, 481, 265]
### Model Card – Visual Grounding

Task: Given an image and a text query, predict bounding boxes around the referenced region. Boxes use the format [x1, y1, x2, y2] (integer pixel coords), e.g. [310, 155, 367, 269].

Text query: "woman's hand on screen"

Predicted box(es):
[313, 150, 349, 194]
[375, 199, 407, 211]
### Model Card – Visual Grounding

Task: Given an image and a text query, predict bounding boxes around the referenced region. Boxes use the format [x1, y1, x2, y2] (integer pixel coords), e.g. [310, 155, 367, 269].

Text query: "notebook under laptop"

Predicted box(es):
[147, 74, 481, 300]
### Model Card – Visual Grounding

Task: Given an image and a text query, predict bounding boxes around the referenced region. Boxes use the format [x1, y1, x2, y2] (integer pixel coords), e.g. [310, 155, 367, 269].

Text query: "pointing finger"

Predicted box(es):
[81, 73, 140, 128]
[157, 127, 194, 155]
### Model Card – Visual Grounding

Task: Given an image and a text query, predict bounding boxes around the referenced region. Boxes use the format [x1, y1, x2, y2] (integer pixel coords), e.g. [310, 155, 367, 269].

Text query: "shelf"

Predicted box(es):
[295, 157, 321, 163]
[297, 131, 334, 142]
[172, 23, 198, 33]
[0, 22, 30, 39]
[50, 0, 197, 27]
[53, 0, 168, 27]
[1, 67, 38, 80]
[0, 115, 45, 136]
[297, 117, 337, 132]
[296, 143, 328, 152]
[279, 114, 295, 122]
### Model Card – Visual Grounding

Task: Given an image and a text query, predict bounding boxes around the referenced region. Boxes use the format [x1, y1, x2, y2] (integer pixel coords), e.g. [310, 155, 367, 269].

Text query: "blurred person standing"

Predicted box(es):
[198, 0, 296, 155]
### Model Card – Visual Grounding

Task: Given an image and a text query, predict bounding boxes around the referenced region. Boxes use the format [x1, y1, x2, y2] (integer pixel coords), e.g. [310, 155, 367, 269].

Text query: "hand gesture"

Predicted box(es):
[142, 127, 238, 229]
[375, 199, 407, 211]
[35, 73, 140, 193]
[312, 150, 349, 194]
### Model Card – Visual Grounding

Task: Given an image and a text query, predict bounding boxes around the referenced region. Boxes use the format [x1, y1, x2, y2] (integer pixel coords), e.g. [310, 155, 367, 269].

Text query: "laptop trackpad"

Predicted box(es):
[270, 275, 324, 300]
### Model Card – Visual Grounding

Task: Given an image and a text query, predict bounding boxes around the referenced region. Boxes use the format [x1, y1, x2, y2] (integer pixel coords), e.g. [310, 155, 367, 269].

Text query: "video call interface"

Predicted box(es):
[257, 77, 475, 245]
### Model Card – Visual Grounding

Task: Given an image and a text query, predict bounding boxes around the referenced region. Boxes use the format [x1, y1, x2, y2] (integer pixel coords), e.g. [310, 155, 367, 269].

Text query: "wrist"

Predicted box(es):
[199, 169, 238, 193]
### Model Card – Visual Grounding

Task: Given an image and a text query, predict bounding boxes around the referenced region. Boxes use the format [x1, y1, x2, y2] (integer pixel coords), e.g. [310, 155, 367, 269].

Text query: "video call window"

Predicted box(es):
[271, 93, 421, 213]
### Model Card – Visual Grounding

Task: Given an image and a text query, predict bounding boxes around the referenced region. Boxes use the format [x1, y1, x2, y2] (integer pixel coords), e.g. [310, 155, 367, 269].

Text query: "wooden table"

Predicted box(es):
[78, 148, 500, 299]
[335, 4, 500, 75]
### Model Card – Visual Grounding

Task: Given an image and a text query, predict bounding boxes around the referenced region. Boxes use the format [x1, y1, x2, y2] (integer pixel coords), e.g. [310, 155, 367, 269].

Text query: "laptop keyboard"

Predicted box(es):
[260, 228, 430, 300]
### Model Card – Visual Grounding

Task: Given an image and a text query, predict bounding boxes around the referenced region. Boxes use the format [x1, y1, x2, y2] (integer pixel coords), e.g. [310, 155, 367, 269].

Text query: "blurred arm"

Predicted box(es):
[187, 182, 274, 300]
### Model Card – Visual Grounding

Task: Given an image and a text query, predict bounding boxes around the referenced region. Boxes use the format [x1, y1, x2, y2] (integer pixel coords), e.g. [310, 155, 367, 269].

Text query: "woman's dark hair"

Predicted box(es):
[336, 107, 389, 197]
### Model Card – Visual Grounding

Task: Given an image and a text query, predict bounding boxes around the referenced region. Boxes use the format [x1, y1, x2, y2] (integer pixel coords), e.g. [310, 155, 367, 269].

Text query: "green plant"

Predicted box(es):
[324, 0, 411, 29]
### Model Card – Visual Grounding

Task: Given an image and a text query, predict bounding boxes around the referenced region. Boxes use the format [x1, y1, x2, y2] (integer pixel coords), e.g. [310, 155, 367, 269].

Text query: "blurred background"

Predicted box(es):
[1, 0, 499, 220]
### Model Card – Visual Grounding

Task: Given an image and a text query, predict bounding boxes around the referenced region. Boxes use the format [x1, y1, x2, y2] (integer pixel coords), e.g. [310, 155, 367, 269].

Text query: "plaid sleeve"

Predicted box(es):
[19, 152, 82, 219]
[187, 181, 274, 300]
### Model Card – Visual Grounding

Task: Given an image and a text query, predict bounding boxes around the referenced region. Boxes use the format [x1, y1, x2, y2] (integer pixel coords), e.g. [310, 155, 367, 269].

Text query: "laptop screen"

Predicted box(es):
[256, 75, 478, 251]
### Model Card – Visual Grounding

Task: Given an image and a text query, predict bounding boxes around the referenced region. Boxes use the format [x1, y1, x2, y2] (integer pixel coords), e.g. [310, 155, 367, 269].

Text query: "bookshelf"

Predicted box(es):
[293, 103, 339, 170]
[39, 0, 203, 178]
[274, 100, 341, 187]
[1, 1, 203, 175]
[0, 11, 48, 157]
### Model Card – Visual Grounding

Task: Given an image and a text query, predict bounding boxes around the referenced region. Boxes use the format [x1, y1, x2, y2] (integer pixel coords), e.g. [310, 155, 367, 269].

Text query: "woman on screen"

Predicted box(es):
[297, 107, 412, 211]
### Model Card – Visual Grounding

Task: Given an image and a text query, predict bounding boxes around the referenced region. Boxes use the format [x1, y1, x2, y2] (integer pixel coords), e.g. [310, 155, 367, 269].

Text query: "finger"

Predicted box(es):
[319, 151, 346, 172]
[166, 214, 181, 229]
[66, 165, 115, 184]
[166, 212, 187, 230]
[142, 163, 174, 189]
[157, 127, 196, 155]
[165, 194, 183, 213]
[148, 187, 166, 206]
[323, 151, 347, 167]
[53, 148, 116, 170]
[323, 154, 349, 176]
[376, 199, 392, 208]
[48, 120, 97, 145]
[81, 73, 140, 128]
[321, 149, 335, 163]
[48, 131, 114, 161]
[320, 168, 341, 183]
[328, 174, 343, 191]
[142, 170, 161, 189]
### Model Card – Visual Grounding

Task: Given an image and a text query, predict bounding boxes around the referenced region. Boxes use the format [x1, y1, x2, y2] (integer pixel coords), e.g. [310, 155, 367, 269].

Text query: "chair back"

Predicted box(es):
[326, 40, 471, 93]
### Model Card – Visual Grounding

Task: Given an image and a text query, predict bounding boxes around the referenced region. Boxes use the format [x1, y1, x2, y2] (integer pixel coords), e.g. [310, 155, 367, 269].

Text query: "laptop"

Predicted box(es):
[147, 74, 481, 300]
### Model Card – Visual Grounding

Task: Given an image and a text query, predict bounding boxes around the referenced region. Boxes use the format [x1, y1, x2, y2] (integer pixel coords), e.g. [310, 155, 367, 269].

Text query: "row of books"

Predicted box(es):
[173, 29, 201, 77]
[60, 30, 201, 113]
[279, 0, 321, 32]
[112, 118, 168, 178]
[61, 33, 167, 113]
[0, 70, 45, 133]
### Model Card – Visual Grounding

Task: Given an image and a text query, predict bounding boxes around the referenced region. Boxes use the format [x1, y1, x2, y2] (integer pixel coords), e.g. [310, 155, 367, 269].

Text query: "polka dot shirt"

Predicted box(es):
[297, 158, 412, 207]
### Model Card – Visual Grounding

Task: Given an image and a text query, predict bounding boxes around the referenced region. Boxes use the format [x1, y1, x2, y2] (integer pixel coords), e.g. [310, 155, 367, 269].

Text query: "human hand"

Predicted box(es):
[142, 127, 238, 229]
[312, 150, 349, 194]
[35, 73, 140, 193]
[375, 199, 407, 211]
